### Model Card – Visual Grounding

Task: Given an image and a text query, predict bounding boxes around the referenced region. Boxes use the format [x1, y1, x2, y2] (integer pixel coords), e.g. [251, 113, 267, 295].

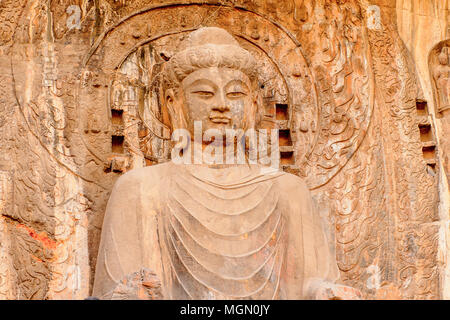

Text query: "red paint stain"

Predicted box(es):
[16, 224, 57, 250]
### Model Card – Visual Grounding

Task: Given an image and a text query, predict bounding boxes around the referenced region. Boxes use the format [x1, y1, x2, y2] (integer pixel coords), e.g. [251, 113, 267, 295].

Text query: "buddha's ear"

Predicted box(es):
[252, 90, 263, 129]
[163, 87, 188, 133]
[162, 88, 177, 131]
[243, 93, 259, 132]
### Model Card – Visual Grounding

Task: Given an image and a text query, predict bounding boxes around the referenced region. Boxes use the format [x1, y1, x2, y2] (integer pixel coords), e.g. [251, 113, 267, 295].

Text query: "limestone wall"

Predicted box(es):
[0, 0, 447, 299]
[396, 0, 449, 299]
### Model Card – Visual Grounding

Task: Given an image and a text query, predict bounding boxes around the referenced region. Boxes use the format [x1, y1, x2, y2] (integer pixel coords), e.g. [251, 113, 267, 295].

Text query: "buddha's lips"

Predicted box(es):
[209, 116, 231, 124]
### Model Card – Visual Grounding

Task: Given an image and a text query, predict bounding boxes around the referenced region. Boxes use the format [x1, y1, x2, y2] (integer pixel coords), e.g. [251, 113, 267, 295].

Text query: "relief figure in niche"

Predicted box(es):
[433, 47, 450, 114]
[92, 27, 361, 300]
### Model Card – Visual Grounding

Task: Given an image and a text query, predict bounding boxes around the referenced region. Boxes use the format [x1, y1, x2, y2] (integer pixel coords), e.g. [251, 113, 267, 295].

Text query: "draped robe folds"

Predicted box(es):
[92, 162, 339, 299]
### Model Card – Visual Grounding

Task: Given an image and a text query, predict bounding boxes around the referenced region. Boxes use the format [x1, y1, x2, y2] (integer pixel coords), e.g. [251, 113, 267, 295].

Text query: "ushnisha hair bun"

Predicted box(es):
[163, 27, 258, 88]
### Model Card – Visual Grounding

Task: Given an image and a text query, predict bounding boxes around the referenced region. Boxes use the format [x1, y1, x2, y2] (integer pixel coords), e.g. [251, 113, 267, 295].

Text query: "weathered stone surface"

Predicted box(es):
[0, 0, 447, 299]
[93, 27, 361, 300]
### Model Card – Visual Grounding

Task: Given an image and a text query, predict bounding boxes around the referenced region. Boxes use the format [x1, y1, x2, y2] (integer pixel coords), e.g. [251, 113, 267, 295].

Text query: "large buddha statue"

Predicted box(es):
[92, 27, 361, 300]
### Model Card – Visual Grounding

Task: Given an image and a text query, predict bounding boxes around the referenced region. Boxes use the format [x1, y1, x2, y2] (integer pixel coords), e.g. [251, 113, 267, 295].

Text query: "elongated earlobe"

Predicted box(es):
[163, 89, 177, 132]
[252, 92, 263, 130]
[164, 88, 187, 132]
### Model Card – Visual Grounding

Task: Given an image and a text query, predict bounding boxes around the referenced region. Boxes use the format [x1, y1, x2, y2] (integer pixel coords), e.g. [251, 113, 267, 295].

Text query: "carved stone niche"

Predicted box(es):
[4, 1, 378, 299]
[79, 3, 373, 191]
[430, 39, 450, 181]
[430, 40, 450, 116]
[76, 3, 374, 298]
[79, 4, 315, 176]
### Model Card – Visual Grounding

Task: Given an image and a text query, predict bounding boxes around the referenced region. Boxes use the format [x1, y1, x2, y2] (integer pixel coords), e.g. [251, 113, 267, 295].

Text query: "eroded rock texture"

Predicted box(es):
[0, 0, 448, 299]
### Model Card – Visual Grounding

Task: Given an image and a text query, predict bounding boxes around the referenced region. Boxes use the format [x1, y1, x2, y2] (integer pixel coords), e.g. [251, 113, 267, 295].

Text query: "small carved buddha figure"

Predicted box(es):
[433, 47, 450, 113]
[92, 27, 361, 300]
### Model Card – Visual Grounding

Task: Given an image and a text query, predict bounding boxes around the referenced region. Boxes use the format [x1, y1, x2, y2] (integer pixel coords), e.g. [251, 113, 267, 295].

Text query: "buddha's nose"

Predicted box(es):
[212, 104, 230, 113]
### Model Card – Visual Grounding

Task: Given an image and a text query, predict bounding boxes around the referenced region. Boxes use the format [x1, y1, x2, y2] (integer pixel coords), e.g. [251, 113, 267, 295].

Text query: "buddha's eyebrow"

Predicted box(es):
[225, 79, 249, 91]
[186, 79, 217, 90]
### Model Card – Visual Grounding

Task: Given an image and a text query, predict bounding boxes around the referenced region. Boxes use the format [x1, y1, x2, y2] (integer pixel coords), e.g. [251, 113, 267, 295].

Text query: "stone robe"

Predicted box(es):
[92, 162, 339, 299]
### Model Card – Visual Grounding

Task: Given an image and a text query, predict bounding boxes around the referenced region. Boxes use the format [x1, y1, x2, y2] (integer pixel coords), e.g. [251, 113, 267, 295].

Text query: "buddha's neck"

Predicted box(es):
[177, 139, 253, 167]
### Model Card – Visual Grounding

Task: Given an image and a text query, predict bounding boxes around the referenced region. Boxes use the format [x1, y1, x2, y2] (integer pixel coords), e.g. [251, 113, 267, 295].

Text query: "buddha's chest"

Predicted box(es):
[159, 172, 288, 299]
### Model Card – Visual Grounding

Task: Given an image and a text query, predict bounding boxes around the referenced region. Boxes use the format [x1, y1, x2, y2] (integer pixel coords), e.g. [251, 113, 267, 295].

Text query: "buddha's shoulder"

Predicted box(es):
[271, 169, 310, 196]
[112, 162, 174, 190]
[265, 170, 314, 213]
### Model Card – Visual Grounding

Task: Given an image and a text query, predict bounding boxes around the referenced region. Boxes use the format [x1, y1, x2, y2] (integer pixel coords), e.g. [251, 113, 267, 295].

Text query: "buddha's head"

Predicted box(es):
[438, 48, 448, 66]
[161, 27, 262, 140]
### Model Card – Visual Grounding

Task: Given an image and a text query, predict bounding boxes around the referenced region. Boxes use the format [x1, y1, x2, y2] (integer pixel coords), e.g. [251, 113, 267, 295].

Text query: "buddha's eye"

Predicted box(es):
[192, 91, 214, 98]
[226, 91, 247, 99]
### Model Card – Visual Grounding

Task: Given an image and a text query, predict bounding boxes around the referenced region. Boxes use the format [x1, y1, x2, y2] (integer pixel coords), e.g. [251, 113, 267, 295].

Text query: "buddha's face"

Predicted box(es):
[439, 51, 448, 66]
[168, 67, 256, 140]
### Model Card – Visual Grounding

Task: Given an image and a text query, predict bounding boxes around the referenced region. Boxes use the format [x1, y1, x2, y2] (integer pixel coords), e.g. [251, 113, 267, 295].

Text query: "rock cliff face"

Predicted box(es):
[0, 0, 447, 299]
